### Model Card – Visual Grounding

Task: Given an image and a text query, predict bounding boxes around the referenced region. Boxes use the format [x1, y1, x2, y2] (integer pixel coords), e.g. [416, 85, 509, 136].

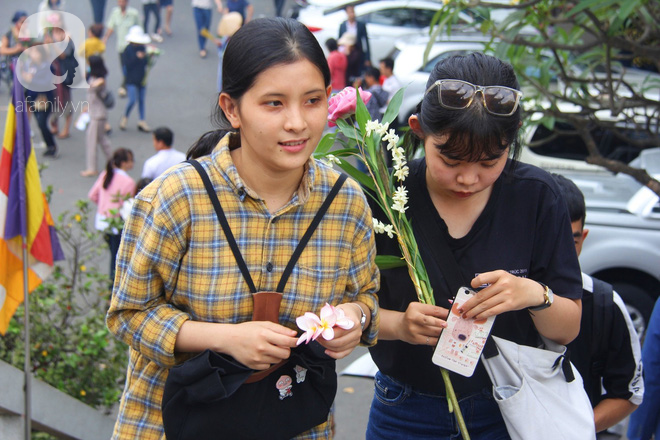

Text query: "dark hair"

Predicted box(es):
[325, 38, 338, 52]
[379, 57, 394, 71]
[551, 173, 586, 226]
[153, 127, 173, 147]
[136, 177, 152, 194]
[103, 148, 134, 189]
[189, 17, 331, 158]
[89, 23, 104, 38]
[364, 67, 380, 80]
[88, 55, 107, 78]
[410, 52, 523, 164]
[12, 10, 27, 24]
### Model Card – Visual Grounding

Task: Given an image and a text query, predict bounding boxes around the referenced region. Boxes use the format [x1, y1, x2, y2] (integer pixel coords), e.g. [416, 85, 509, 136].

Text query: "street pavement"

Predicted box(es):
[0, 0, 374, 438]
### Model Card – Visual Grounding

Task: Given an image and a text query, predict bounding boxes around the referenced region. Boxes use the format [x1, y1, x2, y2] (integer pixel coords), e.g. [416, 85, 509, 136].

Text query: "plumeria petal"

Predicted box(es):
[297, 332, 310, 346]
[321, 326, 335, 340]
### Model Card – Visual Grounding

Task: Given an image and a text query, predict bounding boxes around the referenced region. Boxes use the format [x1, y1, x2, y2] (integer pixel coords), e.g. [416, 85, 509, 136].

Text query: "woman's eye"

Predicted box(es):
[307, 97, 322, 105]
[441, 159, 459, 168]
[265, 100, 282, 107]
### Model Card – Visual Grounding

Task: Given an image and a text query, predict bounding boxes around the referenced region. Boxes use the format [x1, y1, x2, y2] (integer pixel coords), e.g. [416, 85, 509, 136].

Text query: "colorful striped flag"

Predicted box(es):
[0, 71, 64, 335]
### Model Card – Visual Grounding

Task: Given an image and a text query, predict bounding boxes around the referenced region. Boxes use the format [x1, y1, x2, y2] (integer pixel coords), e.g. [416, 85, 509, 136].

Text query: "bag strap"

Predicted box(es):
[590, 277, 614, 377]
[187, 159, 348, 294]
[276, 173, 348, 292]
[188, 159, 258, 293]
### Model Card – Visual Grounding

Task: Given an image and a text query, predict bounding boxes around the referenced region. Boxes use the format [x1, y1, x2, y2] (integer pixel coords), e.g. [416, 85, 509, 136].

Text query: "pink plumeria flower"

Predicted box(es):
[296, 303, 355, 345]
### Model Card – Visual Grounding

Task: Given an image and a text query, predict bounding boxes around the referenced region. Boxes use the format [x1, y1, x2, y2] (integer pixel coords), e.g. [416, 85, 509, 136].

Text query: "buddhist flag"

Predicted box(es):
[0, 71, 64, 335]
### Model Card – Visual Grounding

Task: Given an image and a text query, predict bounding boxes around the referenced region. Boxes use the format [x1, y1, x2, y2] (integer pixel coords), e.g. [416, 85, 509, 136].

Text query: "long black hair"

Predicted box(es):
[88, 55, 107, 79]
[186, 17, 331, 160]
[103, 148, 134, 189]
[407, 52, 523, 164]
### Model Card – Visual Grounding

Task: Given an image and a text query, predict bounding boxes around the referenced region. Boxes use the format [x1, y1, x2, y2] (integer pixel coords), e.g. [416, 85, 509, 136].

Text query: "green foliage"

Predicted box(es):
[0, 199, 128, 410]
[432, 0, 660, 192]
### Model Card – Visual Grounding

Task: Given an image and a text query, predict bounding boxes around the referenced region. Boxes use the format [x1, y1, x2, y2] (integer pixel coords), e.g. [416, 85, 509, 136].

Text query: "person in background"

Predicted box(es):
[82, 55, 113, 177]
[355, 67, 388, 121]
[1, 11, 28, 78]
[273, 0, 285, 17]
[141, 126, 186, 179]
[142, 0, 163, 42]
[628, 297, 660, 440]
[192, 0, 222, 58]
[367, 53, 583, 439]
[338, 4, 370, 73]
[106, 17, 379, 439]
[82, 23, 106, 62]
[552, 173, 644, 434]
[379, 57, 401, 108]
[88, 148, 136, 283]
[160, 0, 174, 36]
[325, 37, 346, 94]
[119, 177, 152, 223]
[90, 0, 108, 24]
[223, 0, 254, 25]
[38, 0, 66, 30]
[119, 25, 151, 132]
[338, 32, 361, 86]
[48, 21, 77, 139]
[104, 0, 140, 97]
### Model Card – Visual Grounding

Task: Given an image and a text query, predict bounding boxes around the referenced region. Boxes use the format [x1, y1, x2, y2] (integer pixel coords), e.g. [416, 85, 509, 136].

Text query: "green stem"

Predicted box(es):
[441, 368, 470, 440]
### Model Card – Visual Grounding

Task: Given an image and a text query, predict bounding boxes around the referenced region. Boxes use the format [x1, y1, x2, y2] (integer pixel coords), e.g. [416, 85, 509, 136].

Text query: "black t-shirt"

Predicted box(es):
[369, 158, 583, 396]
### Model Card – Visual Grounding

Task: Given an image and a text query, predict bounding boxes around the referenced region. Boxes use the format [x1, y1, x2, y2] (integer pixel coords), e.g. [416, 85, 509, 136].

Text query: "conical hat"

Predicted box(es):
[217, 12, 243, 38]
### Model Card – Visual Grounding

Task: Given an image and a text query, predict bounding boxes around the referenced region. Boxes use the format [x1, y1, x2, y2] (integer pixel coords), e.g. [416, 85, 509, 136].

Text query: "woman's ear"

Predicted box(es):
[218, 93, 241, 129]
[408, 115, 424, 138]
[326, 85, 332, 98]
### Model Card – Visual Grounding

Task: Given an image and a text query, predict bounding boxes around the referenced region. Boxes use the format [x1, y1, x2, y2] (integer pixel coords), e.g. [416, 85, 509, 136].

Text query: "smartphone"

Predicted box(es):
[431, 286, 496, 377]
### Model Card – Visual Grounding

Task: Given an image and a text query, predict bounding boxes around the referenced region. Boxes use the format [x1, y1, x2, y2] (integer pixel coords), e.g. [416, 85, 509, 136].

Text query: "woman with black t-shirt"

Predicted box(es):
[366, 53, 583, 439]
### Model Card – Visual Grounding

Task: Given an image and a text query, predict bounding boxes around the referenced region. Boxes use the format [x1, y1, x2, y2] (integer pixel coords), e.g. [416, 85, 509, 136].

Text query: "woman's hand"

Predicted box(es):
[315, 303, 365, 359]
[459, 270, 546, 320]
[389, 302, 448, 346]
[224, 321, 299, 370]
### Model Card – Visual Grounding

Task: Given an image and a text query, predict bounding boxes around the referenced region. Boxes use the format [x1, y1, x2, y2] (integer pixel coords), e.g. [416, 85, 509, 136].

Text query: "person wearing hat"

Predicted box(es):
[1, 11, 29, 75]
[120, 25, 150, 132]
[338, 31, 362, 86]
[214, 11, 242, 93]
[104, 0, 140, 97]
[337, 5, 370, 73]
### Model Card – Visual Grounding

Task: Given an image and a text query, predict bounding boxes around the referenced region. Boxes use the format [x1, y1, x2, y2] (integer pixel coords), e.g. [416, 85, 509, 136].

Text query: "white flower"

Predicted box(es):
[373, 218, 395, 238]
[326, 154, 341, 165]
[365, 120, 381, 137]
[375, 122, 390, 137]
[391, 146, 405, 163]
[383, 129, 399, 150]
[394, 165, 409, 181]
[391, 185, 409, 213]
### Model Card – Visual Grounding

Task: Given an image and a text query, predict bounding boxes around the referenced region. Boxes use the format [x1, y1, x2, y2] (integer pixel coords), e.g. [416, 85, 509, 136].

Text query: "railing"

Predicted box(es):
[0, 360, 115, 440]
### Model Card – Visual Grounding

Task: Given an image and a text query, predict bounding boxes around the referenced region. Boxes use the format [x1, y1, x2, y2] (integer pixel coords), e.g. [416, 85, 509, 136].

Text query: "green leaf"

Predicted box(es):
[315, 132, 335, 155]
[336, 159, 376, 192]
[375, 255, 406, 269]
[355, 88, 370, 134]
[382, 88, 405, 127]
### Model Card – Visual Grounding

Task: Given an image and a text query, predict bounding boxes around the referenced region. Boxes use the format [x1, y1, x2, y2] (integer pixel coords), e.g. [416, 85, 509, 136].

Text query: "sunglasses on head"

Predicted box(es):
[424, 79, 523, 117]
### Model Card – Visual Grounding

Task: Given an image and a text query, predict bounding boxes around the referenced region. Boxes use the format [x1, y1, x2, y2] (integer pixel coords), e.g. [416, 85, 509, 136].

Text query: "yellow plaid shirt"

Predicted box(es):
[106, 136, 380, 439]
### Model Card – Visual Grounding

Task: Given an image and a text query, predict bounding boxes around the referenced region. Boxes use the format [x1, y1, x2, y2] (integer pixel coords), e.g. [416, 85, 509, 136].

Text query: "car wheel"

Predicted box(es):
[612, 282, 654, 339]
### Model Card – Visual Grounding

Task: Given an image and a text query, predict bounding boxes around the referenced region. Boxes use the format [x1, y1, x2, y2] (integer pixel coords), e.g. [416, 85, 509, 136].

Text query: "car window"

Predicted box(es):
[529, 122, 645, 164]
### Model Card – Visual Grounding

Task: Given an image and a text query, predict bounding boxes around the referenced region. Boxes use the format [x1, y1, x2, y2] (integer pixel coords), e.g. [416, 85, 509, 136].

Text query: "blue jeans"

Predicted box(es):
[193, 7, 212, 51]
[125, 84, 146, 121]
[367, 372, 511, 440]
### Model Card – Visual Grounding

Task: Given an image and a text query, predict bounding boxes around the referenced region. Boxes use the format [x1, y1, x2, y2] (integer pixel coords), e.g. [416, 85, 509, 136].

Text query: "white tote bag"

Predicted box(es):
[482, 335, 596, 440]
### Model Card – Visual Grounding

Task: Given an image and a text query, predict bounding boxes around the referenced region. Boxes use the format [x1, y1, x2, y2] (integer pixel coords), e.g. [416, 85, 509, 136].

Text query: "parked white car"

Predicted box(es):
[560, 149, 660, 337]
[296, 0, 474, 66]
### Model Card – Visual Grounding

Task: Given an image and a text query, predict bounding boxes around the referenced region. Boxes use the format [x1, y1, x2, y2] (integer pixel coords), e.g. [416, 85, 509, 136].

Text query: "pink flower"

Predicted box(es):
[327, 87, 372, 127]
[296, 303, 355, 345]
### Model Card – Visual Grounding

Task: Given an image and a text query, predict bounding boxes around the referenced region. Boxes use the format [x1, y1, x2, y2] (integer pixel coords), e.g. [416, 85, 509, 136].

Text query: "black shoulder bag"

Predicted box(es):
[162, 160, 348, 440]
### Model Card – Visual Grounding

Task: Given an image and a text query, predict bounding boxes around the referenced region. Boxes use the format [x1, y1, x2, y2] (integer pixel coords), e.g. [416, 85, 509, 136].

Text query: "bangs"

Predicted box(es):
[440, 130, 509, 162]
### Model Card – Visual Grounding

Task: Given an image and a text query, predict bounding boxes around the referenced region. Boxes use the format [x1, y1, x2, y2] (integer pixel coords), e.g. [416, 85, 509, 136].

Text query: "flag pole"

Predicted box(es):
[12, 59, 32, 440]
[22, 236, 31, 440]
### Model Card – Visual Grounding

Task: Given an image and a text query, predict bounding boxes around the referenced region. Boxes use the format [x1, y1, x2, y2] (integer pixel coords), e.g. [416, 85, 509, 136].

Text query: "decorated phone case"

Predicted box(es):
[432, 287, 496, 377]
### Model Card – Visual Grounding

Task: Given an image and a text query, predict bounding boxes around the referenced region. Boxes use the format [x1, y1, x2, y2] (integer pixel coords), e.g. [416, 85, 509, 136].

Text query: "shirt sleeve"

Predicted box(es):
[601, 292, 644, 404]
[106, 180, 191, 368]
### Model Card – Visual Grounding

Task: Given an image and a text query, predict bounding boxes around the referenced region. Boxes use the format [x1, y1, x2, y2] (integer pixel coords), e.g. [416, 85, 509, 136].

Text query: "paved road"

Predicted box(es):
[0, 0, 374, 438]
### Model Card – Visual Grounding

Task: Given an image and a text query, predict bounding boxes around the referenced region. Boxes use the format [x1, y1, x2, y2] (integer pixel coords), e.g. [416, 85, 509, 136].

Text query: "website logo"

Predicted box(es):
[15, 11, 88, 92]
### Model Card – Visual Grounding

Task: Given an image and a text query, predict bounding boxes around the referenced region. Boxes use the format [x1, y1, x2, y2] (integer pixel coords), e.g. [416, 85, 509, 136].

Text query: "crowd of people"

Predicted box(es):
[2, 2, 658, 440]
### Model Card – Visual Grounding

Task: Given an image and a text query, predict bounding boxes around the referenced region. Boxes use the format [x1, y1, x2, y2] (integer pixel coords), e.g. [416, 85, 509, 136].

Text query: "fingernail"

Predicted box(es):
[448, 299, 454, 304]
